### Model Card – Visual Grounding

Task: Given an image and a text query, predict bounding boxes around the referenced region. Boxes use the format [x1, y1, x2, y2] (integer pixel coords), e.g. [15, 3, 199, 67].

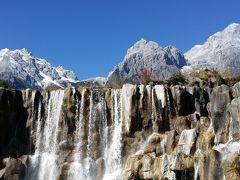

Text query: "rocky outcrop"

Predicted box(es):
[1, 82, 240, 180]
[0, 156, 27, 180]
[121, 83, 239, 180]
[208, 85, 232, 143]
[107, 39, 187, 87]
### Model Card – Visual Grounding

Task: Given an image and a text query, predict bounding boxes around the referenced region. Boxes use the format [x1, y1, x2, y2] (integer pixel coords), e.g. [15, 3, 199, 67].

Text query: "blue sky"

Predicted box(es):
[0, 0, 240, 79]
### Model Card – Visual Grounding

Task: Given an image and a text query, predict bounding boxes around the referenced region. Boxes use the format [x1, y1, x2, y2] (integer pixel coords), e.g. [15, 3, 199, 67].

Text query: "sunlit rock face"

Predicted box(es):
[107, 39, 187, 87]
[0, 48, 79, 89]
[1, 82, 240, 180]
[185, 23, 240, 77]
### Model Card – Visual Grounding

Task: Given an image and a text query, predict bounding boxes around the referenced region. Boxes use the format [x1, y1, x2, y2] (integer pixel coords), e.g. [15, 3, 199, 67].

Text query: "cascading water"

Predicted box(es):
[24, 87, 125, 180]
[25, 90, 65, 180]
[86, 89, 109, 180]
[68, 89, 85, 179]
[103, 89, 123, 180]
[34, 97, 42, 154]
[66, 88, 124, 180]
[194, 162, 199, 180]
[5, 82, 240, 180]
[84, 90, 97, 179]
[194, 149, 202, 180]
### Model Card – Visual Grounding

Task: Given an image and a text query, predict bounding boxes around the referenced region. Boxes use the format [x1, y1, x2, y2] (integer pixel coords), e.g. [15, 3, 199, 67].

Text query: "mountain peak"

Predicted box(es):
[133, 38, 159, 47]
[108, 39, 187, 86]
[0, 48, 10, 52]
[0, 48, 79, 89]
[19, 48, 32, 55]
[0, 48, 10, 56]
[126, 39, 160, 57]
[164, 45, 180, 52]
[137, 38, 147, 44]
[185, 23, 240, 76]
[225, 22, 240, 31]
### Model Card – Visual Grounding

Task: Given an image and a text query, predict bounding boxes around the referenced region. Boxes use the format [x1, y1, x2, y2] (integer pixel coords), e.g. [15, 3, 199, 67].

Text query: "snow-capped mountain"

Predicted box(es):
[107, 39, 187, 86]
[185, 23, 240, 76]
[76, 77, 107, 87]
[0, 48, 79, 89]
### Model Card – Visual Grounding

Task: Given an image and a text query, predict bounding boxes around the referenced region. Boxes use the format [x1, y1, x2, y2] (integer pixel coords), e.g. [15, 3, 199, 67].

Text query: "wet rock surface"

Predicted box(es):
[0, 83, 240, 179]
[0, 157, 27, 180]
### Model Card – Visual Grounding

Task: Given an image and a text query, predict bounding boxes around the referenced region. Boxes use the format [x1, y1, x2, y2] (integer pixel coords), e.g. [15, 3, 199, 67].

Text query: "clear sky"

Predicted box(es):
[0, 0, 240, 79]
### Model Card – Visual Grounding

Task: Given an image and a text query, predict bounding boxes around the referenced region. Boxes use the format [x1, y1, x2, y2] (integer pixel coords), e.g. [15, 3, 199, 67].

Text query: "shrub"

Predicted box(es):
[168, 73, 186, 85]
[185, 68, 229, 86]
[139, 68, 152, 85]
[0, 80, 10, 89]
[189, 69, 222, 80]
[235, 74, 240, 82]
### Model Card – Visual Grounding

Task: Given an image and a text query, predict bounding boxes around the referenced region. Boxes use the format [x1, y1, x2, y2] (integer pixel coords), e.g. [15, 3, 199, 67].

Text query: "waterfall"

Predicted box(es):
[67, 89, 123, 180]
[194, 162, 199, 180]
[34, 98, 42, 153]
[9, 83, 240, 180]
[84, 90, 97, 179]
[68, 89, 86, 179]
[214, 140, 240, 158]
[38, 90, 64, 180]
[103, 89, 123, 180]
[30, 90, 36, 153]
[24, 87, 125, 180]
[25, 90, 65, 180]
[194, 149, 201, 180]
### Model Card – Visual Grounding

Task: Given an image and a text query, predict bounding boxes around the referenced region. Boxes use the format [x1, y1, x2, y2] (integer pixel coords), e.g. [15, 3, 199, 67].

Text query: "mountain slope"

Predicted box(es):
[76, 77, 107, 87]
[185, 23, 240, 76]
[108, 39, 187, 86]
[0, 48, 79, 89]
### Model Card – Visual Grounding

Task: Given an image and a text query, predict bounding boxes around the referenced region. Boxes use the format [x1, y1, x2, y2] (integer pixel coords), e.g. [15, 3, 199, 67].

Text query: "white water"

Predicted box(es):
[85, 90, 97, 180]
[26, 90, 65, 180]
[153, 85, 166, 108]
[68, 89, 85, 179]
[194, 162, 199, 180]
[214, 140, 240, 158]
[103, 89, 123, 180]
[34, 98, 42, 153]
[69, 89, 123, 180]
[25, 88, 124, 180]
[194, 149, 202, 180]
[121, 84, 136, 134]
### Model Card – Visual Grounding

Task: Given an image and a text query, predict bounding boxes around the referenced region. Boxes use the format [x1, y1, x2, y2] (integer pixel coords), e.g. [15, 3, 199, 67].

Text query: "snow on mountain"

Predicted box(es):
[0, 48, 79, 89]
[77, 77, 107, 87]
[184, 23, 240, 76]
[3, 23, 239, 89]
[107, 39, 187, 86]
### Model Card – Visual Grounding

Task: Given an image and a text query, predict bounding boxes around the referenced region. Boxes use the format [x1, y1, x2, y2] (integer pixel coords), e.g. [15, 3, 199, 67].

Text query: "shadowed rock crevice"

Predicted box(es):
[0, 89, 29, 166]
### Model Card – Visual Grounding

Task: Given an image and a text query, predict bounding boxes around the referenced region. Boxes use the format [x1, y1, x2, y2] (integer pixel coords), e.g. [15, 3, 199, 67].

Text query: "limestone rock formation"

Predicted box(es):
[0, 156, 27, 180]
[0, 82, 240, 180]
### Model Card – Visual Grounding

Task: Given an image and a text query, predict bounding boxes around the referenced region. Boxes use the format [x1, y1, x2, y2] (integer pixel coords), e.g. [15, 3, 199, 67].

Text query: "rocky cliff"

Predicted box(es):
[0, 82, 240, 180]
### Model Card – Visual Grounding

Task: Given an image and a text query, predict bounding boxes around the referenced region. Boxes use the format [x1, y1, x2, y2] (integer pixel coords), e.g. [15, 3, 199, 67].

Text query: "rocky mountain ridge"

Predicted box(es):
[184, 23, 240, 76]
[1, 23, 240, 89]
[107, 39, 187, 86]
[0, 48, 79, 89]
